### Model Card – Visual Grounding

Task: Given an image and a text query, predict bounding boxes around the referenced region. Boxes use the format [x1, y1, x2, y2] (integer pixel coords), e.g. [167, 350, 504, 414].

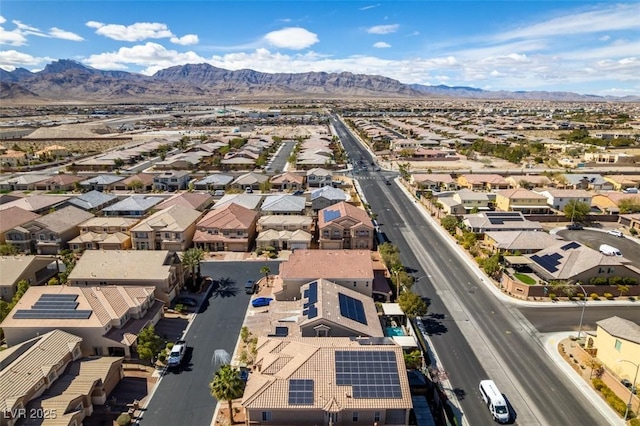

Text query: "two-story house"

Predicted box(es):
[306, 167, 333, 188]
[68, 216, 140, 251]
[0, 206, 40, 244]
[152, 170, 191, 192]
[495, 188, 550, 214]
[457, 174, 510, 191]
[310, 186, 349, 212]
[1, 285, 162, 358]
[0, 255, 57, 301]
[270, 172, 305, 191]
[67, 250, 184, 303]
[318, 202, 373, 250]
[5, 206, 94, 254]
[535, 189, 593, 211]
[193, 203, 258, 252]
[130, 205, 202, 251]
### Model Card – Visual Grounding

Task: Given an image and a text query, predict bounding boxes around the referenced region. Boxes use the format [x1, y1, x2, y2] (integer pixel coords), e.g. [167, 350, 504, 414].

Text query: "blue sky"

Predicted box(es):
[1, 1, 638, 96]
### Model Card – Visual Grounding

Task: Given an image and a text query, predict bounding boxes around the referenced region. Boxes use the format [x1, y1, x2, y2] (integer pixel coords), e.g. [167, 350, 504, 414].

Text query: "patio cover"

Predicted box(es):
[504, 255, 534, 265]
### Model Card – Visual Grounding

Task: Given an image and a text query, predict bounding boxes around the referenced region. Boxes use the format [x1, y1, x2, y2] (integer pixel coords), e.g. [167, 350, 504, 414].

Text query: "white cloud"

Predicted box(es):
[0, 16, 5, 25]
[494, 4, 640, 42]
[599, 35, 611, 42]
[366, 24, 399, 35]
[12, 20, 44, 37]
[49, 27, 84, 42]
[263, 27, 319, 50]
[86, 21, 174, 42]
[0, 25, 27, 46]
[359, 4, 381, 11]
[170, 34, 199, 45]
[373, 41, 391, 48]
[84, 42, 206, 74]
[0, 49, 50, 69]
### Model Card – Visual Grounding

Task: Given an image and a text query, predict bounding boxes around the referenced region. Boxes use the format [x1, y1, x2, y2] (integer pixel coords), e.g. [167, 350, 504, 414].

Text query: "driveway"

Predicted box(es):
[137, 260, 281, 426]
[557, 229, 640, 268]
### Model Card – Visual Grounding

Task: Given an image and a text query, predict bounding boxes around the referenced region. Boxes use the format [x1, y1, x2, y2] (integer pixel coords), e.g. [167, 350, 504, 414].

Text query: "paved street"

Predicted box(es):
[332, 115, 612, 426]
[267, 140, 296, 174]
[138, 260, 280, 426]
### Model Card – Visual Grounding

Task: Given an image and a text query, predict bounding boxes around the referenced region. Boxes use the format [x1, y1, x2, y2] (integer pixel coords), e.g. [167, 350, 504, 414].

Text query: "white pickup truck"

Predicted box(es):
[167, 340, 186, 368]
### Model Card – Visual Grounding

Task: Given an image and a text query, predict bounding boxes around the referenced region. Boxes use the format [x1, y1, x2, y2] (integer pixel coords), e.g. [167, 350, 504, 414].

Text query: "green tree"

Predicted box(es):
[181, 248, 204, 291]
[481, 253, 501, 277]
[403, 349, 423, 370]
[0, 244, 18, 255]
[127, 179, 144, 192]
[209, 364, 245, 424]
[259, 180, 272, 193]
[113, 158, 125, 169]
[563, 200, 590, 222]
[137, 325, 165, 364]
[441, 215, 458, 233]
[47, 277, 60, 286]
[397, 291, 428, 318]
[12, 279, 29, 305]
[618, 198, 640, 214]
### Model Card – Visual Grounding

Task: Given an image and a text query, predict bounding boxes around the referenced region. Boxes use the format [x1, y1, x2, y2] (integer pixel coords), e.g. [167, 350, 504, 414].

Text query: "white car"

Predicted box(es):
[607, 230, 624, 238]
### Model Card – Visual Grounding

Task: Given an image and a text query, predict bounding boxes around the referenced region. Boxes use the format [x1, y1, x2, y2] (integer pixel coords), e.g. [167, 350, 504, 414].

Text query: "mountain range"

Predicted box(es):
[1, 59, 637, 103]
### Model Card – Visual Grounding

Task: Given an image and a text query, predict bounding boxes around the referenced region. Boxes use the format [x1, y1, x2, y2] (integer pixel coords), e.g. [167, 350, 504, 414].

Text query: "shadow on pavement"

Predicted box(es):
[421, 313, 449, 336]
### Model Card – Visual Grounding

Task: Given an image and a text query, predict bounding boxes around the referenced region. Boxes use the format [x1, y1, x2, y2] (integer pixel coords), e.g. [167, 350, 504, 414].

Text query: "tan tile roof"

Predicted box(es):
[78, 216, 140, 229]
[196, 203, 257, 230]
[131, 204, 202, 232]
[536, 188, 592, 198]
[279, 250, 374, 280]
[0, 330, 83, 413]
[0, 195, 70, 212]
[0, 285, 155, 329]
[595, 192, 640, 205]
[596, 316, 640, 344]
[460, 174, 508, 185]
[31, 206, 94, 233]
[155, 192, 213, 210]
[68, 250, 174, 281]
[411, 173, 455, 184]
[270, 172, 305, 184]
[485, 231, 559, 251]
[317, 201, 372, 228]
[36, 174, 84, 186]
[121, 173, 155, 185]
[496, 188, 548, 200]
[0, 255, 56, 288]
[298, 279, 383, 337]
[242, 337, 412, 411]
[257, 215, 313, 229]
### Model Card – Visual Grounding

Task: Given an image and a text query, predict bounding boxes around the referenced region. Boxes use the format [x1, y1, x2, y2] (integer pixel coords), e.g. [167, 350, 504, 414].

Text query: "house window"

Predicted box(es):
[352, 412, 358, 421]
[261, 411, 272, 421]
[615, 339, 622, 351]
[374, 411, 381, 422]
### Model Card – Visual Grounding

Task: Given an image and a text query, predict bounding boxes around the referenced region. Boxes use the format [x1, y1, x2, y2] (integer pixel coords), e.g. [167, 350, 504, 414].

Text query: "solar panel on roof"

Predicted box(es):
[531, 254, 560, 273]
[323, 209, 341, 223]
[307, 305, 318, 319]
[338, 293, 368, 325]
[307, 281, 318, 304]
[32, 301, 79, 310]
[39, 294, 78, 301]
[288, 379, 314, 405]
[335, 350, 402, 399]
[13, 309, 92, 320]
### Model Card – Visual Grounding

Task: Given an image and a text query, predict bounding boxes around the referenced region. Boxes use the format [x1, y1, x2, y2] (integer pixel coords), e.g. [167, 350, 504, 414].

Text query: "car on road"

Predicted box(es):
[245, 280, 257, 294]
[566, 223, 584, 230]
[167, 340, 187, 369]
[607, 230, 624, 237]
[251, 297, 273, 308]
[176, 297, 198, 307]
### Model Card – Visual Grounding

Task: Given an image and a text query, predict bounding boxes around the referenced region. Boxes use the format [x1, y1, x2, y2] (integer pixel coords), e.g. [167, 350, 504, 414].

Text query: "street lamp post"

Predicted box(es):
[575, 283, 587, 340]
[618, 359, 640, 422]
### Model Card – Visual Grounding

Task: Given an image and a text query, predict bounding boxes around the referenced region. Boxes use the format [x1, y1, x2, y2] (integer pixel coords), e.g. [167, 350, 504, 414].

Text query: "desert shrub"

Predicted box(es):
[629, 418, 640, 426]
[592, 378, 605, 391]
[590, 293, 600, 300]
[630, 228, 638, 236]
[548, 293, 556, 300]
[577, 292, 585, 300]
[116, 413, 132, 426]
[603, 292, 614, 300]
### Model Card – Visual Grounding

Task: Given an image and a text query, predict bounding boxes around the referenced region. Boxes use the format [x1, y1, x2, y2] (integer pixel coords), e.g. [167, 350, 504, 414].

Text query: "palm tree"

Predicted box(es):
[181, 248, 204, 292]
[209, 364, 245, 424]
[260, 265, 271, 287]
[391, 264, 404, 298]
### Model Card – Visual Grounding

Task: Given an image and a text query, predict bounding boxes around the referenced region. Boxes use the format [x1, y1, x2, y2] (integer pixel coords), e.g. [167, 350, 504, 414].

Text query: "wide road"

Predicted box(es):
[332, 116, 612, 426]
[268, 140, 296, 174]
[138, 261, 280, 426]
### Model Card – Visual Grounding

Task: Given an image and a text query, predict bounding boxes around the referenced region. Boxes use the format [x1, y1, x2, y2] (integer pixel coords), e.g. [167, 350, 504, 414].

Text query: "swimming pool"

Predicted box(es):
[385, 326, 405, 337]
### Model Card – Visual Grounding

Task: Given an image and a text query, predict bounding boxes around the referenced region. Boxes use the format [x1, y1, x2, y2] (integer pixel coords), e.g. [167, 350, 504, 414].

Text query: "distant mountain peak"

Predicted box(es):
[42, 59, 94, 74]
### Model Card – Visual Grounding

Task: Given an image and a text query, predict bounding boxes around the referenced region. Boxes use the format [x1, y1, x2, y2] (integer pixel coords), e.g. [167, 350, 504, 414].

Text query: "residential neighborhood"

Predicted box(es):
[0, 101, 639, 426]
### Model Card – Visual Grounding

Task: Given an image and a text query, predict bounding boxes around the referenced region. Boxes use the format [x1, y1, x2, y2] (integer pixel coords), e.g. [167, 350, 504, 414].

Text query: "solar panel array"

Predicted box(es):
[13, 293, 92, 320]
[561, 241, 581, 251]
[486, 212, 524, 225]
[323, 209, 342, 223]
[304, 281, 319, 319]
[338, 293, 368, 325]
[288, 379, 314, 405]
[335, 351, 402, 399]
[530, 252, 563, 273]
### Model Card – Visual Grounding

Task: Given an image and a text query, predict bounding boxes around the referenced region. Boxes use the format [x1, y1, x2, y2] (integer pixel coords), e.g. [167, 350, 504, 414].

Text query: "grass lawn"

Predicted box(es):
[514, 273, 536, 285]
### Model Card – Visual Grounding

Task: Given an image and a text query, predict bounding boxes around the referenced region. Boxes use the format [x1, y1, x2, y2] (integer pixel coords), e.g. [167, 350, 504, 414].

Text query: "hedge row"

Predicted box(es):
[592, 378, 636, 419]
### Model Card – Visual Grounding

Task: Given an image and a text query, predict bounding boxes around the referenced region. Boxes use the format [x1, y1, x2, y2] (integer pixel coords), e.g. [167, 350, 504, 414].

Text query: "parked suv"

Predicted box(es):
[566, 223, 583, 230]
[245, 280, 257, 294]
[607, 230, 624, 238]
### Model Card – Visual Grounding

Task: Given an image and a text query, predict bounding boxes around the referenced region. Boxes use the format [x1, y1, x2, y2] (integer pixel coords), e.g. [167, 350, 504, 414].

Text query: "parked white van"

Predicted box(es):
[599, 244, 622, 257]
[479, 380, 510, 423]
